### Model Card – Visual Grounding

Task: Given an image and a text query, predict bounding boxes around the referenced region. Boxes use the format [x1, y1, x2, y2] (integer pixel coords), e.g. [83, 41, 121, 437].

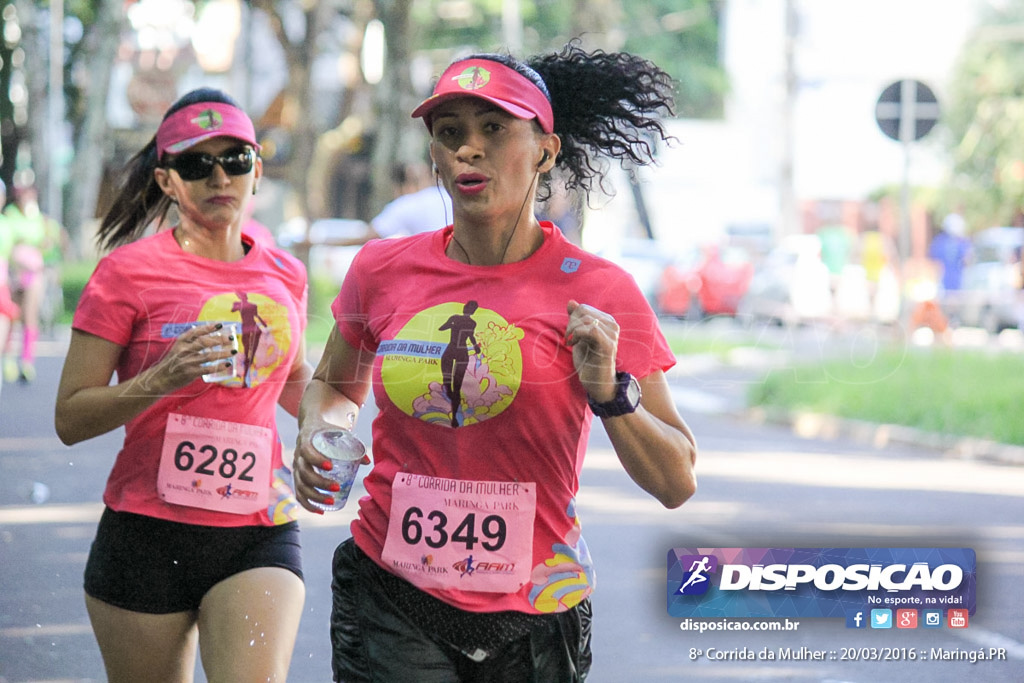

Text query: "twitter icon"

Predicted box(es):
[871, 609, 893, 629]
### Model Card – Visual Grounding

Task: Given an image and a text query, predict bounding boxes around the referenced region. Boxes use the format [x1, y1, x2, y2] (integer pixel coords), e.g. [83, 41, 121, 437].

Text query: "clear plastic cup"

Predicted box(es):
[309, 428, 365, 511]
[201, 322, 241, 383]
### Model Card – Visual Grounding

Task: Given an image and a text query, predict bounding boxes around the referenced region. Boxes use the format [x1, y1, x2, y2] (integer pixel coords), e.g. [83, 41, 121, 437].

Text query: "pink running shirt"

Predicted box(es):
[74, 230, 307, 527]
[333, 222, 674, 614]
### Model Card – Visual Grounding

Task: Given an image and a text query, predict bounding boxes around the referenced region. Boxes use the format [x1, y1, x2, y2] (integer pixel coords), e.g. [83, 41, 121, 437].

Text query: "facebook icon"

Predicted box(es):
[846, 610, 867, 629]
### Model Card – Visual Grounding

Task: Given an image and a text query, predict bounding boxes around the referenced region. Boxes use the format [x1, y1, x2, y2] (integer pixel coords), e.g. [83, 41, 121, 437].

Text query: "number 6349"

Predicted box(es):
[400, 507, 507, 551]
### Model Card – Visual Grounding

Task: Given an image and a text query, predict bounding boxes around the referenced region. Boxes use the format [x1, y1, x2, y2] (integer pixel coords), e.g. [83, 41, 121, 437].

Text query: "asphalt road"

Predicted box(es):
[1, 327, 1023, 682]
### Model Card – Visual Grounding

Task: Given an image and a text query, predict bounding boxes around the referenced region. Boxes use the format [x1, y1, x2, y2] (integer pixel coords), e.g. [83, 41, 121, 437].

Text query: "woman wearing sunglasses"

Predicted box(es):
[293, 44, 697, 682]
[55, 88, 311, 682]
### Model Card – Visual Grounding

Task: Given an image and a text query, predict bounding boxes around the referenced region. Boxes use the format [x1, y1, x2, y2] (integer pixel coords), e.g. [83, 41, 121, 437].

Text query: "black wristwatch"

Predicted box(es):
[587, 371, 642, 418]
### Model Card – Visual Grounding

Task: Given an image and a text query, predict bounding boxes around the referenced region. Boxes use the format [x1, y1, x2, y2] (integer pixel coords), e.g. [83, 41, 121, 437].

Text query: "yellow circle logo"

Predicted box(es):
[198, 291, 292, 388]
[380, 302, 523, 428]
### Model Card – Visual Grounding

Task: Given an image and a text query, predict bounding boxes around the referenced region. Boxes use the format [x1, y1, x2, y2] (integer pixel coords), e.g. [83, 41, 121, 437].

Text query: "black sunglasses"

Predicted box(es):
[162, 147, 256, 181]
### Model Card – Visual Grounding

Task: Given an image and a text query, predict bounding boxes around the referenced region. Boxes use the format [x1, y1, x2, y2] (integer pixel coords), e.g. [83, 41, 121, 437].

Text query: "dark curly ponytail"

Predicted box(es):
[464, 43, 675, 201]
[529, 43, 676, 196]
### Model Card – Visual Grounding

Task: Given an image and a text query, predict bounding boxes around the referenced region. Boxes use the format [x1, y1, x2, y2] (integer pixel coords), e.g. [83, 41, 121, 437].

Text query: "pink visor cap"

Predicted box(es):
[411, 59, 554, 134]
[156, 102, 260, 159]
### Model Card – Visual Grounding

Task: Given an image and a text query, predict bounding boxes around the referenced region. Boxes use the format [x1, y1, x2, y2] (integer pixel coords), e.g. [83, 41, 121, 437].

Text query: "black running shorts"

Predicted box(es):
[330, 538, 592, 682]
[84, 507, 303, 614]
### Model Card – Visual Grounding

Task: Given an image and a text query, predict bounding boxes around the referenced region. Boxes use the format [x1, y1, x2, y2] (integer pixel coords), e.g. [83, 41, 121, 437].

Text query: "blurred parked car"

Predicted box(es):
[935, 226, 1023, 333]
[736, 234, 833, 326]
[971, 226, 1023, 264]
[656, 244, 754, 318]
[941, 260, 1021, 333]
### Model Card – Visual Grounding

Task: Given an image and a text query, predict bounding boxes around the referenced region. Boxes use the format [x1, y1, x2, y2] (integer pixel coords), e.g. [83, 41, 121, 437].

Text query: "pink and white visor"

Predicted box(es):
[156, 102, 260, 159]
[411, 58, 554, 134]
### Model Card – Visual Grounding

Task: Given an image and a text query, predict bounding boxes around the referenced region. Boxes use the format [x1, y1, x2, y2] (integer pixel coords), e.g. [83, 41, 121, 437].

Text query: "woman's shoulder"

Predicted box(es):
[357, 231, 439, 266]
[97, 230, 171, 266]
[542, 224, 629, 275]
[253, 239, 306, 278]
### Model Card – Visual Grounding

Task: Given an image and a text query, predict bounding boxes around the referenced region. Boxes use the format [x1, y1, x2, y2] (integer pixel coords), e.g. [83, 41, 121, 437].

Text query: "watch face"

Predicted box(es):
[626, 376, 642, 408]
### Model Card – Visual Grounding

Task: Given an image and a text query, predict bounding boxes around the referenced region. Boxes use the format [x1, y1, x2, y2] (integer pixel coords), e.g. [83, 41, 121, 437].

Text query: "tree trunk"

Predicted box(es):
[369, 0, 417, 217]
[66, 0, 122, 256]
[251, 0, 329, 223]
[15, 0, 48, 195]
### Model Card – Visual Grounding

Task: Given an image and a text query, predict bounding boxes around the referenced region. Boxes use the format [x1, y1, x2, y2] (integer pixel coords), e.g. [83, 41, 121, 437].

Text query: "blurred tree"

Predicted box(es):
[362, 0, 725, 238]
[0, 1, 121, 249]
[0, 0, 726, 250]
[410, 0, 724, 118]
[0, 7, 19, 192]
[369, 0, 417, 215]
[619, 0, 725, 119]
[13, 1, 47, 194]
[251, 0, 336, 223]
[65, 0, 122, 252]
[945, 0, 1024, 228]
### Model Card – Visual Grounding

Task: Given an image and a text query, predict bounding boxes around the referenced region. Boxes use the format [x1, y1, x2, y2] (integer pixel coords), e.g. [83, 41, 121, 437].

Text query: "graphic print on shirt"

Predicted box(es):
[379, 301, 523, 428]
[528, 497, 594, 612]
[230, 291, 271, 387]
[162, 291, 292, 388]
[269, 466, 301, 524]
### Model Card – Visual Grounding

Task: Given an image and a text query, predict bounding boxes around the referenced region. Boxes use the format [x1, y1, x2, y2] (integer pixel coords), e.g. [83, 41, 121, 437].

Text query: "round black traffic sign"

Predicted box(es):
[875, 79, 940, 142]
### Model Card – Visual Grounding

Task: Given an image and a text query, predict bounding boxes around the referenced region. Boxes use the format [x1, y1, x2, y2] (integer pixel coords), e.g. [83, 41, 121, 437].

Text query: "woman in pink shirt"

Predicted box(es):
[294, 45, 698, 682]
[55, 88, 311, 682]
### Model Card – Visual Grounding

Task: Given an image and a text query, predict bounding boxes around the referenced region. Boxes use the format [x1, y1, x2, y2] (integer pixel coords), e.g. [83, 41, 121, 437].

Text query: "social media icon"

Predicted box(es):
[871, 609, 892, 629]
[896, 609, 918, 629]
[923, 610, 943, 628]
[948, 609, 969, 629]
[846, 610, 866, 629]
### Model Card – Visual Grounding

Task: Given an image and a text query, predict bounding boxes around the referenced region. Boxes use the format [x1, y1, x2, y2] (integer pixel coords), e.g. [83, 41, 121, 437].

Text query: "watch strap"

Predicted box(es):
[587, 371, 640, 418]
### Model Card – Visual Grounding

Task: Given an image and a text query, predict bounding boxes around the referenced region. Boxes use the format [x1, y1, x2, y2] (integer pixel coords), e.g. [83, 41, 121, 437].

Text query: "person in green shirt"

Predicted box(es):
[3, 184, 62, 383]
[0, 179, 21, 389]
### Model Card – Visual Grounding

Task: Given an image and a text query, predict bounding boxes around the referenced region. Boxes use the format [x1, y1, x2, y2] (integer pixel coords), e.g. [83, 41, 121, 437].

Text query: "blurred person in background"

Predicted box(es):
[537, 178, 582, 245]
[371, 161, 453, 239]
[3, 184, 63, 383]
[54, 87, 311, 683]
[0, 179, 20, 393]
[329, 161, 453, 246]
[242, 217, 278, 247]
[817, 223, 854, 281]
[929, 207, 972, 296]
[858, 230, 901, 323]
[292, 44, 697, 682]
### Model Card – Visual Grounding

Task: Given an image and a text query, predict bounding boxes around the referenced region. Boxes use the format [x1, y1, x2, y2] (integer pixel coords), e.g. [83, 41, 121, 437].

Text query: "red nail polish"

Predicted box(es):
[329, 482, 341, 492]
[321, 460, 333, 471]
[324, 496, 335, 506]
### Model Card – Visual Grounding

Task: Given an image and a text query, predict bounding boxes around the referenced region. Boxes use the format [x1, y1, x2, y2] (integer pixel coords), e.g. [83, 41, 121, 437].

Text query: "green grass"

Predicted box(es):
[306, 273, 339, 352]
[56, 260, 98, 325]
[748, 346, 1024, 446]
